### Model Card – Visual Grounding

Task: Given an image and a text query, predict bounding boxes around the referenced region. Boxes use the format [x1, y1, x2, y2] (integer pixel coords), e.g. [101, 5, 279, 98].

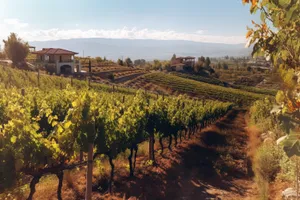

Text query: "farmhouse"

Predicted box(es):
[32, 48, 81, 75]
[171, 56, 195, 71]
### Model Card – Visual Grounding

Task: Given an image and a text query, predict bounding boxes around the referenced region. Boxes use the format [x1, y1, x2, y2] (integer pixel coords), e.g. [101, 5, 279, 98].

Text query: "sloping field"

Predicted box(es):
[144, 72, 266, 105]
[171, 72, 277, 96]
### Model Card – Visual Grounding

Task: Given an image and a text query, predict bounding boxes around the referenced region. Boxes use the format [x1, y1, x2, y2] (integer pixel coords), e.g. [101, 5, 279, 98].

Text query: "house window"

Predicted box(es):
[60, 56, 62, 62]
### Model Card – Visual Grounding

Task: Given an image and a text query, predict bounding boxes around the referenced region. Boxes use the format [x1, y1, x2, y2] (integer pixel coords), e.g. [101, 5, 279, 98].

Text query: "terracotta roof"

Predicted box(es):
[32, 48, 78, 55]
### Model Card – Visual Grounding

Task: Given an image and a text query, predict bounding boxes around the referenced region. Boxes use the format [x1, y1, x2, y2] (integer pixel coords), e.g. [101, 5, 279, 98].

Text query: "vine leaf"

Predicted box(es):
[283, 132, 300, 157]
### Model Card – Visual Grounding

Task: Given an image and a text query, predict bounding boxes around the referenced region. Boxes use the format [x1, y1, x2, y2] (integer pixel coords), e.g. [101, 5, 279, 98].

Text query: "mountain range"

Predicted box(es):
[30, 38, 251, 61]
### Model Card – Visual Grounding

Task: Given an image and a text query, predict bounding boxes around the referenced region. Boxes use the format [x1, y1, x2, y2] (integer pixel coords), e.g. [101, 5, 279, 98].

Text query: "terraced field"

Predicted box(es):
[82, 64, 148, 83]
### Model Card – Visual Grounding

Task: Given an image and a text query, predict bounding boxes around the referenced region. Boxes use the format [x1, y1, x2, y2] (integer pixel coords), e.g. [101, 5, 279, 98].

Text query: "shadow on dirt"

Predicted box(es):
[93, 109, 250, 200]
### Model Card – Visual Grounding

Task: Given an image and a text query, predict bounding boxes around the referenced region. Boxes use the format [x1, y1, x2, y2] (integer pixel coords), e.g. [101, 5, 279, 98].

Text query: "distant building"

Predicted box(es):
[171, 56, 195, 71]
[29, 46, 36, 52]
[247, 56, 273, 70]
[32, 48, 81, 75]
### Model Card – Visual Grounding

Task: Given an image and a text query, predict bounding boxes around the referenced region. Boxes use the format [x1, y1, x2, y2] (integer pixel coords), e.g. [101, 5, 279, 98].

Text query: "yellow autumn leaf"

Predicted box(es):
[246, 30, 253, 38]
[251, 0, 258, 6]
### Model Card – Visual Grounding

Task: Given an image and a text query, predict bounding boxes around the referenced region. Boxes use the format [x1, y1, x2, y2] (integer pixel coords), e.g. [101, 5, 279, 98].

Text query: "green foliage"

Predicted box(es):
[134, 59, 146, 66]
[153, 59, 162, 70]
[277, 149, 296, 182]
[145, 72, 265, 106]
[124, 57, 133, 67]
[205, 57, 211, 67]
[3, 33, 29, 65]
[253, 142, 283, 200]
[171, 72, 224, 86]
[0, 65, 233, 192]
[254, 143, 283, 182]
[275, 90, 285, 104]
[283, 132, 300, 157]
[222, 63, 229, 70]
[249, 99, 274, 131]
[117, 59, 124, 66]
[171, 54, 176, 61]
[95, 57, 102, 63]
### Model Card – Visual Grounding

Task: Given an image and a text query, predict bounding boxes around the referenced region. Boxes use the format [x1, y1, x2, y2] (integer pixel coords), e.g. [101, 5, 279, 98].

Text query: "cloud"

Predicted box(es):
[3, 18, 28, 28]
[195, 30, 205, 34]
[19, 27, 246, 44]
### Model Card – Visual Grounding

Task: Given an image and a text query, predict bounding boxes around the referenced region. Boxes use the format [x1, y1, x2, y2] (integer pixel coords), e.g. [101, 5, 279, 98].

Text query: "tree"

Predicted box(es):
[134, 59, 146, 66]
[3, 33, 29, 65]
[134, 59, 141, 66]
[153, 59, 162, 70]
[194, 62, 203, 73]
[125, 57, 133, 67]
[243, 0, 299, 157]
[95, 57, 102, 63]
[222, 63, 229, 70]
[205, 57, 211, 67]
[171, 54, 176, 61]
[117, 59, 124, 66]
[198, 56, 205, 63]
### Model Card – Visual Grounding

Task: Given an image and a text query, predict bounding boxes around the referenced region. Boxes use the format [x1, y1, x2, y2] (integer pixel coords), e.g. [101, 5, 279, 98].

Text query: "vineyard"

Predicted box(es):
[144, 72, 266, 106]
[0, 65, 233, 199]
[81, 64, 148, 83]
[171, 72, 225, 86]
[171, 72, 277, 96]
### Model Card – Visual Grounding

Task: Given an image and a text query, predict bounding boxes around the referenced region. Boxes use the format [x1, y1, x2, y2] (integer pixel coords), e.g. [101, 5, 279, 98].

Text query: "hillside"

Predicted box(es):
[142, 72, 266, 106]
[170, 72, 277, 96]
[30, 38, 251, 60]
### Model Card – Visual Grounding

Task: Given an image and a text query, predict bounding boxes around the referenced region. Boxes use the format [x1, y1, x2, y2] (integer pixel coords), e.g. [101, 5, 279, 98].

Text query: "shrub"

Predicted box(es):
[3, 33, 29, 65]
[253, 143, 283, 200]
[249, 98, 275, 132]
[277, 151, 296, 182]
[254, 143, 282, 182]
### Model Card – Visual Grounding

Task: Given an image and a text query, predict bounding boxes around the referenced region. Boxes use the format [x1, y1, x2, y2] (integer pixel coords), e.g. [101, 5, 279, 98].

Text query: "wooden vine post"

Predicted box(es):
[297, 157, 299, 200]
[85, 143, 93, 200]
[85, 116, 96, 200]
[37, 69, 40, 87]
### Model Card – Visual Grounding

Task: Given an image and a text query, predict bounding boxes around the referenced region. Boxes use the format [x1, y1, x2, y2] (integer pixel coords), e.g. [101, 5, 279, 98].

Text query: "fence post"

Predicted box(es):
[71, 77, 73, 87]
[21, 88, 25, 96]
[122, 95, 125, 103]
[37, 69, 40, 87]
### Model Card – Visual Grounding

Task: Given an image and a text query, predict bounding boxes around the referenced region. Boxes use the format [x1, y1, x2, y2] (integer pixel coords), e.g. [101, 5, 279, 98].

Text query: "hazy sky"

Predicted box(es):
[0, 0, 258, 44]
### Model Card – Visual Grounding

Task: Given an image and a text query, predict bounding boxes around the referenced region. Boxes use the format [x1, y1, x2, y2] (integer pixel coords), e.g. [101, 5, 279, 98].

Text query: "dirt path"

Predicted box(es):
[23, 109, 257, 200]
[96, 109, 258, 200]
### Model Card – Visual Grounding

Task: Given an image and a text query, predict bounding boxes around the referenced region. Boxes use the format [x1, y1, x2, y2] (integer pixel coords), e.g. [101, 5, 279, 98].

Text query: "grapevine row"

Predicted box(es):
[0, 84, 232, 199]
